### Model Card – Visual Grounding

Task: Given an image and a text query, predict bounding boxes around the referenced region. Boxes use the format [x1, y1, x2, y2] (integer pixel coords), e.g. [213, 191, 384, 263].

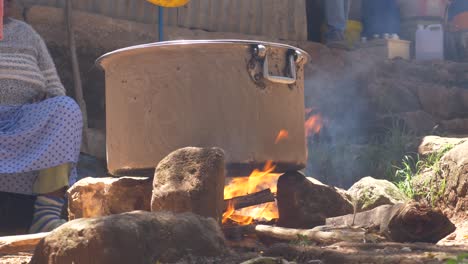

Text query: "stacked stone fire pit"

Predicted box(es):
[0, 145, 466, 263]
[15, 146, 459, 263]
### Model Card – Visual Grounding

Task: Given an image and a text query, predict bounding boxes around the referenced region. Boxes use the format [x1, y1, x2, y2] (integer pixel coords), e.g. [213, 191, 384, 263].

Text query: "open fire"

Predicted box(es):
[222, 110, 323, 226]
[222, 161, 281, 225]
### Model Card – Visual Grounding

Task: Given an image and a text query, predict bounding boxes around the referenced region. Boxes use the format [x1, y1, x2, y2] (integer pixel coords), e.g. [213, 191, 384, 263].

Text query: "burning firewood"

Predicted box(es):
[223, 189, 275, 211]
[254, 225, 372, 245]
[326, 202, 456, 243]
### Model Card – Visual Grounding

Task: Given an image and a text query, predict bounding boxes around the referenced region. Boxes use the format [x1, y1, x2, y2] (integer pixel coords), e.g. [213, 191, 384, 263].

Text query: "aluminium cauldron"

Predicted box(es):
[96, 40, 310, 176]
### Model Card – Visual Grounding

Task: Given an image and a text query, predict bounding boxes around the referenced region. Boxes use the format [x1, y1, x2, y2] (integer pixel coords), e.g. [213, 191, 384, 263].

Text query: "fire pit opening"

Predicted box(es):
[222, 110, 323, 231]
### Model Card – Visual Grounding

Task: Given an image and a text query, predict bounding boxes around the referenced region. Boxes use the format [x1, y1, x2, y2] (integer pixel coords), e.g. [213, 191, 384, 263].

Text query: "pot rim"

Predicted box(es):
[95, 39, 310, 68]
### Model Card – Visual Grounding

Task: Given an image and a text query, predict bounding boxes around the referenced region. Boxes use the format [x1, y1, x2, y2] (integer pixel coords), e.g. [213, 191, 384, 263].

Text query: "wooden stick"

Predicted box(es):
[255, 225, 366, 245]
[224, 189, 275, 211]
[240, 257, 290, 264]
[65, 0, 89, 150]
[0, 232, 49, 254]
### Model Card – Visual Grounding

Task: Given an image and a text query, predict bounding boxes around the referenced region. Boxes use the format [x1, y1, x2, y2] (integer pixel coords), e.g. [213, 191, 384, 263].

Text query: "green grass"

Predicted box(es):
[306, 114, 453, 201]
[391, 144, 454, 204]
[446, 253, 468, 264]
[393, 155, 421, 199]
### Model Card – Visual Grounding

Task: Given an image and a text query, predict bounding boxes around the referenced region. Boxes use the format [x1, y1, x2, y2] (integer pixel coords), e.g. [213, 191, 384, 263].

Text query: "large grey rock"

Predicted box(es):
[151, 147, 225, 223]
[277, 172, 353, 228]
[348, 177, 409, 212]
[68, 177, 152, 220]
[418, 136, 467, 157]
[30, 211, 227, 264]
[439, 141, 468, 217]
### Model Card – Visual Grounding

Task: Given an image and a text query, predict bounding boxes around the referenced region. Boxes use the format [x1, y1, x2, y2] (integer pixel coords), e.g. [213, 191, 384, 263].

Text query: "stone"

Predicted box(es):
[415, 84, 464, 120]
[399, 111, 437, 135]
[366, 77, 421, 114]
[29, 211, 227, 264]
[439, 141, 468, 218]
[68, 177, 152, 220]
[348, 177, 409, 212]
[151, 147, 225, 223]
[440, 118, 468, 134]
[306, 177, 353, 205]
[418, 136, 467, 156]
[277, 172, 353, 229]
[373, 111, 437, 136]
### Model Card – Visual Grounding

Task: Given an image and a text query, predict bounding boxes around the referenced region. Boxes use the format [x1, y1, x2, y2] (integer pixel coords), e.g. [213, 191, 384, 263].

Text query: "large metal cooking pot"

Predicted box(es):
[96, 40, 310, 176]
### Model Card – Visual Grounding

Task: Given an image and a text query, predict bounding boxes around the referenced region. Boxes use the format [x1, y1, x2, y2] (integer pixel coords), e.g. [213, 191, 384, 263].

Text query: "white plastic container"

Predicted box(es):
[415, 24, 444, 60]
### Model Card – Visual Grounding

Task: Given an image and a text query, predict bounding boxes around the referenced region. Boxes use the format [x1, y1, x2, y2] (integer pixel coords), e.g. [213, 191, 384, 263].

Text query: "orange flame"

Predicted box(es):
[222, 201, 235, 224]
[223, 161, 281, 225]
[229, 214, 254, 225]
[305, 108, 323, 137]
[275, 130, 289, 144]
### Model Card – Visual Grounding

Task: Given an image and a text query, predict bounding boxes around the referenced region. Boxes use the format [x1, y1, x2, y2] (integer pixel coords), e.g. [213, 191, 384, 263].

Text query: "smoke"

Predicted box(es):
[303, 47, 382, 188]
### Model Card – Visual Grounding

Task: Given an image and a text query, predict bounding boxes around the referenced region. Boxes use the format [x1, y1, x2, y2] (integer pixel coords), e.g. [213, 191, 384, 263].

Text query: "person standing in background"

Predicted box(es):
[325, 0, 352, 47]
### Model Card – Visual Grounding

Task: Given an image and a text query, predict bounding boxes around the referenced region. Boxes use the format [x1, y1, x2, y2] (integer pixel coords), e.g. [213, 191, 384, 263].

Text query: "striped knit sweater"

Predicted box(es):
[0, 18, 65, 105]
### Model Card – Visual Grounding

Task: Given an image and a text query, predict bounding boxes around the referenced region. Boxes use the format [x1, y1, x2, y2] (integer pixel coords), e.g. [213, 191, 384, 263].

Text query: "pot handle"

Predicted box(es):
[263, 54, 297, 84]
[256, 45, 298, 85]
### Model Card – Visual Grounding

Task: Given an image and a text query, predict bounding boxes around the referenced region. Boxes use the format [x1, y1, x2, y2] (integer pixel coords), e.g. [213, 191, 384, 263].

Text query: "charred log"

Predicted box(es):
[326, 203, 456, 243]
[224, 189, 275, 211]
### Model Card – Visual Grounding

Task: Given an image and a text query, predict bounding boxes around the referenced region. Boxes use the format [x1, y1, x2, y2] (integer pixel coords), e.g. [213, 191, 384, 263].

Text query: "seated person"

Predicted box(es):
[0, 0, 82, 233]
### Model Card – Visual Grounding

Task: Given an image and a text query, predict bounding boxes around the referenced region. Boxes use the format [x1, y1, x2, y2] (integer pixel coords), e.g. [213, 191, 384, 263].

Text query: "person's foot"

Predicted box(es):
[326, 30, 349, 50]
[29, 196, 67, 233]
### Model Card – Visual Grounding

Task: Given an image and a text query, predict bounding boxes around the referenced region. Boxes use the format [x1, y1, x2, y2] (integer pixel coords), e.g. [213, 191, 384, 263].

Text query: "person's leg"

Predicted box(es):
[29, 164, 70, 233]
[325, 0, 347, 42]
[344, 0, 351, 23]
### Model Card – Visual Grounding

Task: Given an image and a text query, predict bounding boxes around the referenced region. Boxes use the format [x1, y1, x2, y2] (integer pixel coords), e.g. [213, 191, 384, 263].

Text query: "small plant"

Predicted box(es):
[392, 155, 421, 199]
[423, 144, 454, 173]
[446, 253, 468, 264]
[392, 144, 454, 203]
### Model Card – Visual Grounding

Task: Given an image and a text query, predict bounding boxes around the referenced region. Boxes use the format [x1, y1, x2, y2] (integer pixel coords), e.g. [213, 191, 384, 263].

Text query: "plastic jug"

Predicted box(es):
[415, 24, 444, 60]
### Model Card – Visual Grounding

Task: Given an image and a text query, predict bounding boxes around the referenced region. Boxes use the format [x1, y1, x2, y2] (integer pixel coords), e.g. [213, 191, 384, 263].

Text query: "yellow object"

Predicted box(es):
[146, 0, 189, 7]
[320, 20, 363, 47]
[345, 20, 363, 46]
[387, 39, 411, 60]
[33, 164, 71, 194]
